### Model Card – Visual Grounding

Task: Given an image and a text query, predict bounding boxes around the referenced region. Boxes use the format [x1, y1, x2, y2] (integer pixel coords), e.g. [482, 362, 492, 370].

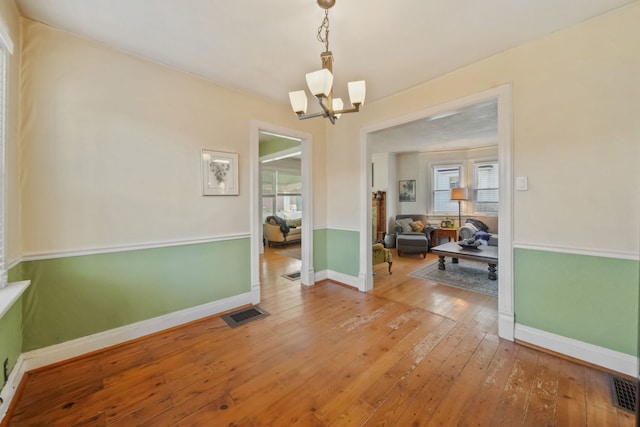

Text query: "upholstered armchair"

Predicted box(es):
[394, 214, 434, 257]
[373, 243, 392, 274]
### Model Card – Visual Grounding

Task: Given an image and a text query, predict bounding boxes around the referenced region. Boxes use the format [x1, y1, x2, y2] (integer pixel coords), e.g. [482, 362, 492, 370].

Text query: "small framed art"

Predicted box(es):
[201, 149, 239, 196]
[399, 179, 416, 202]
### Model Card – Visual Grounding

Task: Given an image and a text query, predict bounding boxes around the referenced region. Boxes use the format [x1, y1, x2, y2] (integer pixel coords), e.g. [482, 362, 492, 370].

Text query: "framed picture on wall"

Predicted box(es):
[399, 180, 416, 202]
[202, 149, 239, 196]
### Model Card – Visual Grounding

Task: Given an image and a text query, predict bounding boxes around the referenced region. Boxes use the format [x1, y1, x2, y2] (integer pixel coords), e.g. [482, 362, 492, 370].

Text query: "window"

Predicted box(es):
[432, 165, 461, 213]
[261, 170, 302, 221]
[474, 162, 499, 213]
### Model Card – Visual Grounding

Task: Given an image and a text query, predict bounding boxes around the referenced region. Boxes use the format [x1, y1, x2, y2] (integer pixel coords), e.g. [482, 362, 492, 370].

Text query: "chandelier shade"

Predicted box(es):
[305, 69, 334, 97]
[332, 98, 344, 119]
[348, 80, 366, 106]
[288, 90, 308, 115]
[288, 0, 365, 125]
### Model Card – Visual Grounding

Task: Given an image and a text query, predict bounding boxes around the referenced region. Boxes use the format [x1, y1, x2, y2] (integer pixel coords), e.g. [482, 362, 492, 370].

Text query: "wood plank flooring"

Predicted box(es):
[2, 245, 635, 426]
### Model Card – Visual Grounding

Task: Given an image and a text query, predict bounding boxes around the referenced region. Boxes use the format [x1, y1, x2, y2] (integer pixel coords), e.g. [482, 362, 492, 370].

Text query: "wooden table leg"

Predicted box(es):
[438, 256, 446, 270]
[488, 263, 497, 280]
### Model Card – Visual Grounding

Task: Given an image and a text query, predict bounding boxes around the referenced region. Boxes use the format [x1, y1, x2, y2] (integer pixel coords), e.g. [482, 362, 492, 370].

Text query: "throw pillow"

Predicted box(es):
[395, 218, 413, 233]
[465, 222, 479, 233]
[409, 220, 425, 232]
[466, 218, 489, 232]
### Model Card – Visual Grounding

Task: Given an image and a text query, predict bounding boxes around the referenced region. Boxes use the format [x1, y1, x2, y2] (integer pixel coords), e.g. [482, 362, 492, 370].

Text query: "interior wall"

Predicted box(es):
[16, 18, 326, 350]
[326, 3, 639, 359]
[20, 19, 325, 253]
[0, 0, 22, 392]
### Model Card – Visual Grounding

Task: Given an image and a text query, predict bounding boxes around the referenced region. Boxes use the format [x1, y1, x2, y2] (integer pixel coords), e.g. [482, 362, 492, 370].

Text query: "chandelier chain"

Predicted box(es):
[316, 9, 330, 52]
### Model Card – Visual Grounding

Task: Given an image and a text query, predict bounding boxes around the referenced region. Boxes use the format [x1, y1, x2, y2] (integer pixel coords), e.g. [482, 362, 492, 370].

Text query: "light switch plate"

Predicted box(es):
[516, 176, 528, 191]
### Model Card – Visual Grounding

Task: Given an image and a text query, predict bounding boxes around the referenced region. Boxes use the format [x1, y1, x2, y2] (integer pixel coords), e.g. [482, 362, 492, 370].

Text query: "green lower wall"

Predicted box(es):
[313, 229, 328, 272]
[0, 264, 26, 389]
[17, 238, 250, 352]
[514, 248, 639, 356]
[317, 228, 360, 278]
[6, 235, 636, 384]
[0, 300, 22, 390]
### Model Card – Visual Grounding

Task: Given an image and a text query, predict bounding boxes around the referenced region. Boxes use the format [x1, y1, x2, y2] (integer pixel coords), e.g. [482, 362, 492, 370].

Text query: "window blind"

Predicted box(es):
[474, 162, 499, 213]
[432, 166, 461, 212]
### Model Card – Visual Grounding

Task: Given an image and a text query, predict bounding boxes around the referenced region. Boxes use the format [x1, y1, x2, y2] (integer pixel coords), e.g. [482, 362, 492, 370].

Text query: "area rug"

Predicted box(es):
[277, 247, 301, 260]
[409, 259, 498, 296]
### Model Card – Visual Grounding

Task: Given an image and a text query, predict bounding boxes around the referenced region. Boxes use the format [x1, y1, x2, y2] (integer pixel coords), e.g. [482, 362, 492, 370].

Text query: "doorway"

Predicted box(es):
[358, 85, 514, 340]
[250, 122, 315, 304]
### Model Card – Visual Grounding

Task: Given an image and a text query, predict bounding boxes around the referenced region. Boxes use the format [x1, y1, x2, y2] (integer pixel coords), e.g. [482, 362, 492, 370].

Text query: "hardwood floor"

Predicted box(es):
[2, 245, 635, 426]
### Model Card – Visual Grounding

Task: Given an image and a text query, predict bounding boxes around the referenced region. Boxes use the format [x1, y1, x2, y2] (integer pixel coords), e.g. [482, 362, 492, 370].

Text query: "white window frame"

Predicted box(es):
[473, 160, 499, 214]
[0, 46, 7, 288]
[431, 164, 463, 214]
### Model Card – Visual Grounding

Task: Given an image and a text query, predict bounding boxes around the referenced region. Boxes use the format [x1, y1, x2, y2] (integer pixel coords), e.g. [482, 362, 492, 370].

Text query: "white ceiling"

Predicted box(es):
[15, 0, 635, 107]
[15, 0, 634, 152]
[369, 99, 498, 154]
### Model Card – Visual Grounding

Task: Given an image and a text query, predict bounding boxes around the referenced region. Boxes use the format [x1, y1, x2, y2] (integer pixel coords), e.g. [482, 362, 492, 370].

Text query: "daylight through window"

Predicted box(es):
[432, 165, 461, 213]
[474, 162, 499, 213]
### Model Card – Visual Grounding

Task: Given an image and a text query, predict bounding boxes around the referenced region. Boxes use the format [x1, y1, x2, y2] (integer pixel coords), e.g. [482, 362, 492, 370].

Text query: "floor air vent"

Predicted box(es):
[283, 271, 301, 281]
[609, 374, 637, 413]
[222, 306, 270, 328]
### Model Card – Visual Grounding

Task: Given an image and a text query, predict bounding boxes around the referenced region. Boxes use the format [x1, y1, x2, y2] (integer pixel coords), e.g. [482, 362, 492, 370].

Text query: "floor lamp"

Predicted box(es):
[450, 188, 468, 228]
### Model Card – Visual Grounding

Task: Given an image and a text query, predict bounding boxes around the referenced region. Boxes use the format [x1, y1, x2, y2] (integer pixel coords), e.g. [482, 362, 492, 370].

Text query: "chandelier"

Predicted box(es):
[288, 0, 366, 125]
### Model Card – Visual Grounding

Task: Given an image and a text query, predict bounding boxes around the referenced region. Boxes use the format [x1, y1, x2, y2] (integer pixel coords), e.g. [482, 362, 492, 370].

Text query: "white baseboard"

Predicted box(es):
[0, 292, 252, 423]
[498, 311, 515, 341]
[315, 270, 361, 290]
[515, 323, 638, 377]
[0, 354, 26, 421]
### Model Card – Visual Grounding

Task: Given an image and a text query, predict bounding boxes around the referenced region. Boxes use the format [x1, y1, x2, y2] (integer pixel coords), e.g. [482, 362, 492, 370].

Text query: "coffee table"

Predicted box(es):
[430, 242, 499, 280]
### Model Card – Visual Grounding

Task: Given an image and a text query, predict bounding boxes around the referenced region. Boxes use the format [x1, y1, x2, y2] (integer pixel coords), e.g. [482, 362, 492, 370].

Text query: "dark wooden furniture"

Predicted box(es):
[430, 242, 499, 280]
[432, 228, 458, 245]
[372, 191, 386, 243]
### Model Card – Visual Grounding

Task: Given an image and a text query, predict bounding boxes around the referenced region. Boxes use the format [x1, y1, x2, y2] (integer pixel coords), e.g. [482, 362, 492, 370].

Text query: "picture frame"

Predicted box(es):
[201, 149, 239, 196]
[399, 179, 416, 202]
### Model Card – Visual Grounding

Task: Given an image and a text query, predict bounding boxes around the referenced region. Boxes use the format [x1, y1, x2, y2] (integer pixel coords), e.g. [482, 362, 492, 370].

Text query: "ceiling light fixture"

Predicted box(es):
[288, 0, 366, 125]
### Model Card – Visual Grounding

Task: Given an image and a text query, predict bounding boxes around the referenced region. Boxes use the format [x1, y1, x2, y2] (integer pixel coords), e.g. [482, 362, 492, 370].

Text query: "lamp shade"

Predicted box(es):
[348, 80, 366, 106]
[450, 187, 468, 201]
[288, 90, 308, 114]
[332, 97, 343, 119]
[305, 68, 333, 97]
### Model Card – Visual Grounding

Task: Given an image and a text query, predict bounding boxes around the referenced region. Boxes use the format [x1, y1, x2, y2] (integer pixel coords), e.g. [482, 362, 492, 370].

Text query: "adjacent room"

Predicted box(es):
[369, 98, 501, 303]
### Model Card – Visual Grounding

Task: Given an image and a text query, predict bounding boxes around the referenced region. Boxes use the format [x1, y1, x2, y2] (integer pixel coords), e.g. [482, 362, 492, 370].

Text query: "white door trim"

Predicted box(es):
[358, 84, 515, 341]
[250, 121, 315, 302]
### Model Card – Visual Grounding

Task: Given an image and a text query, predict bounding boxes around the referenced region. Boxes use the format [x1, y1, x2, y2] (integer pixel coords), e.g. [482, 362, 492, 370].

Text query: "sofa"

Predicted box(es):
[394, 214, 435, 257]
[458, 216, 499, 246]
[264, 216, 302, 246]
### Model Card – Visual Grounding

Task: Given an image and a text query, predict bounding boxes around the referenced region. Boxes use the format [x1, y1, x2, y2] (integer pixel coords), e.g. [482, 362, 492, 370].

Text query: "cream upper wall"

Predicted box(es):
[327, 2, 640, 255]
[20, 19, 326, 255]
[0, 0, 21, 264]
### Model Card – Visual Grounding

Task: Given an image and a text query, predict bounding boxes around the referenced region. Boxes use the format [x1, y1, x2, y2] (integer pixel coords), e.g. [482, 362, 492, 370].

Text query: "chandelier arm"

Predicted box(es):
[316, 96, 336, 124]
[333, 104, 361, 115]
[296, 111, 328, 120]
